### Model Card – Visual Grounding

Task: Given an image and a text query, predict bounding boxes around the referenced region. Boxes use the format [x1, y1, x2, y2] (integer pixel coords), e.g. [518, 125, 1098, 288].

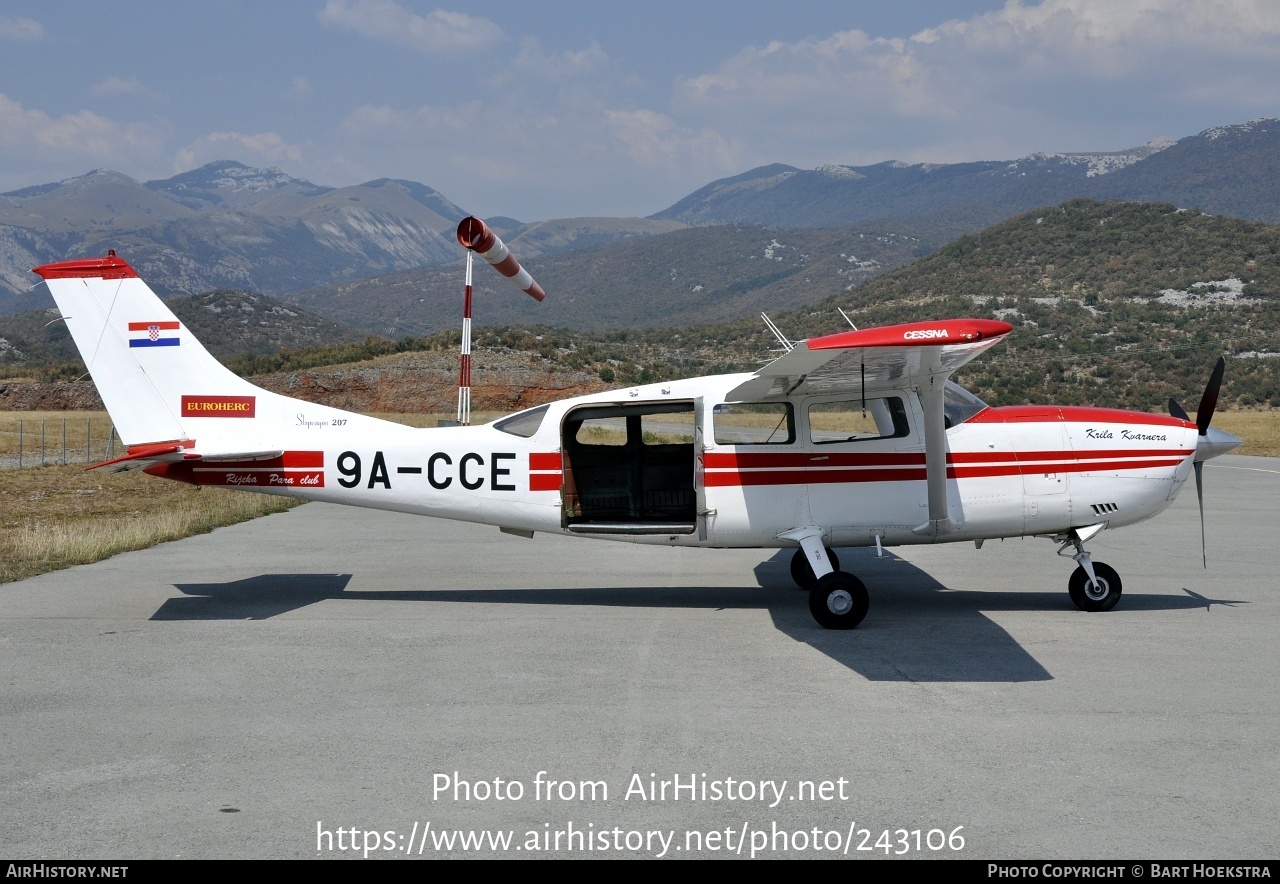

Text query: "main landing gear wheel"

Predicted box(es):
[808, 571, 869, 630]
[1068, 562, 1123, 612]
[790, 546, 840, 590]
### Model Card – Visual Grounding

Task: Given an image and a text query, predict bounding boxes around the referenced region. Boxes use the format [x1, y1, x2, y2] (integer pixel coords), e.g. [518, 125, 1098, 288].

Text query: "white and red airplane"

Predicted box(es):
[31, 248, 1241, 629]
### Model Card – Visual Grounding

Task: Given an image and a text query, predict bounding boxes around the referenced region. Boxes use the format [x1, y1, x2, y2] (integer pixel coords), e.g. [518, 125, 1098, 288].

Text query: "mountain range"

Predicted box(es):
[654, 119, 1280, 231]
[0, 161, 679, 313]
[2, 118, 1280, 335]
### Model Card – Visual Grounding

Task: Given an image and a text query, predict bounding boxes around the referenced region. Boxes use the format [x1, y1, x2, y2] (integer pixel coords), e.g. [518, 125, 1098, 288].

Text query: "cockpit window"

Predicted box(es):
[493, 404, 550, 438]
[808, 395, 909, 444]
[943, 381, 989, 428]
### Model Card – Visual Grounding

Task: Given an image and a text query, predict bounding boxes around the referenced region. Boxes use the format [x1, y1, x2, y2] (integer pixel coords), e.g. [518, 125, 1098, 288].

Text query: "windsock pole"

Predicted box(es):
[454, 216, 546, 426]
[458, 248, 474, 425]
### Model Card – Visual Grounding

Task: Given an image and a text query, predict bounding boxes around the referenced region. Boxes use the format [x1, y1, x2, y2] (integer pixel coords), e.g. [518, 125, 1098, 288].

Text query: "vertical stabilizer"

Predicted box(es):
[33, 252, 264, 445]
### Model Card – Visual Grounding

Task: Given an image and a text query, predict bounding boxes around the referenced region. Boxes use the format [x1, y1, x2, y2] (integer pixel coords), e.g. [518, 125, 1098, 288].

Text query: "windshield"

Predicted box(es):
[943, 381, 989, 428]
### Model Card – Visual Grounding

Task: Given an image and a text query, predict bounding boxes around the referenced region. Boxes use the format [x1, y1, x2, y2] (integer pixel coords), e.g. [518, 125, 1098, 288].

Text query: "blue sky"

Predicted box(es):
[2, 1, 1279, 220]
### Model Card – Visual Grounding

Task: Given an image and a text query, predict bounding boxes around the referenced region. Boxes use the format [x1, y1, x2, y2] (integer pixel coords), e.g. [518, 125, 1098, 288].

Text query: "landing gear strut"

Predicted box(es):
[790, 546, 840, 590]
[1058, 530, 1123, 612]
[780, 533, 868, 629]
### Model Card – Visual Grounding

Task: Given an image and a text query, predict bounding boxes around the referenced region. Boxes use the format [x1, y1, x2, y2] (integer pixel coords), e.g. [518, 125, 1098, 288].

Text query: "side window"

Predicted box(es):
[494, 404, 549, 438]
[573, 416, 629, 446]
[713, 402, 795, 445]
[640, 412, 695, 445]
[807, 396, 909, 444]
[571, 412, 695, 446]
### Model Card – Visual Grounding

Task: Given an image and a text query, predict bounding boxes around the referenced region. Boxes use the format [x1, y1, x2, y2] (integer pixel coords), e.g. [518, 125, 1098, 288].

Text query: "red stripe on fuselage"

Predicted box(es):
[529, 474, 562, 491]
[706, 467, 927, 487]
[704, 449, 1192, 487]
[705, 448, 1191, 470]
[190, 451, 324, 469]
[968, 406, 1195, 430]
[529, 451, 562, 491]
[530, 452, 562, 470]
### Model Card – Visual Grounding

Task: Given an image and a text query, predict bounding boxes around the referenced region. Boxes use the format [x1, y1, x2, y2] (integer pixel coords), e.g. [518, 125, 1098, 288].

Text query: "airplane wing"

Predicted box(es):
[725, 318, 1013, 402]
[728, 318, 1014, 539]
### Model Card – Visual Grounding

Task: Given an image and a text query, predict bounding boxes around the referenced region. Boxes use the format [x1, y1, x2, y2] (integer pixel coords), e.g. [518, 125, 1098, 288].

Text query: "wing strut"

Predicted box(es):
[914, 356, 957, 538]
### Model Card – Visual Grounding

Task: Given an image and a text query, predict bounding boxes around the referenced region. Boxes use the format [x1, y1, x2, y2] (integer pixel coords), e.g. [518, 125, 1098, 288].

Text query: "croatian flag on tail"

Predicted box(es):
[128, 321, 180, 348]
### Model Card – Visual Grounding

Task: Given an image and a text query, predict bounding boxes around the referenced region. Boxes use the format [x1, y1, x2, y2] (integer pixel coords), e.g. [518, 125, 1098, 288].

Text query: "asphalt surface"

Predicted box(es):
[2, 454, 1277, 860]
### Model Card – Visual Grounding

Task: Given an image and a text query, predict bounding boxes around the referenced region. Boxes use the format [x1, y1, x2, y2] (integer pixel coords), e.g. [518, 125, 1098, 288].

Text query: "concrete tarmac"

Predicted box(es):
[2, 455, 1277, 859]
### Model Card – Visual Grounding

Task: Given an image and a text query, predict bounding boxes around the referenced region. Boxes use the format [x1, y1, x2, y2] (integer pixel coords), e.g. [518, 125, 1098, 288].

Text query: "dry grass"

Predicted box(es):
[1208, 412, 1280, 457]
[0, 464, 299, 584]
[0, 411, 116, 464]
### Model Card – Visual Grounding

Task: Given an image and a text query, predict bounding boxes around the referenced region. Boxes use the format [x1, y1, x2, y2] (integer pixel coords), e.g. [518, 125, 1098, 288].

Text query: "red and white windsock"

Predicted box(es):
[455, 216, 546, 302]
[451, 217, 545, 425]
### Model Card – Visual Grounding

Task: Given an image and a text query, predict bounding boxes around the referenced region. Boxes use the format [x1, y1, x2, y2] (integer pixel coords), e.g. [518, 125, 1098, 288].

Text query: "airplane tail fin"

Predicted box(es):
[32, 251, 276, 445]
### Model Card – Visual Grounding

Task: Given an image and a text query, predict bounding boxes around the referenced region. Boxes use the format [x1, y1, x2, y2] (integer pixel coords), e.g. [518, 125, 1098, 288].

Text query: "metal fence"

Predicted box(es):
[0, 417, 118, 469]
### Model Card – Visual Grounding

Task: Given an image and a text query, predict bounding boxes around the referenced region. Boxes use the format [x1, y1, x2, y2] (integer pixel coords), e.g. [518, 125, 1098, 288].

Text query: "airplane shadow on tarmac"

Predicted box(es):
[157, 573, 355, 621]
[154, 550, 1244, 683]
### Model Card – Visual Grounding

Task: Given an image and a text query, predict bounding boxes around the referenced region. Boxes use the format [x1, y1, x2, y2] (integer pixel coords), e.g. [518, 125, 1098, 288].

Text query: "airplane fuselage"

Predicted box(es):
[144, 372, 1198, 551]
[31, 251, 1236, 628]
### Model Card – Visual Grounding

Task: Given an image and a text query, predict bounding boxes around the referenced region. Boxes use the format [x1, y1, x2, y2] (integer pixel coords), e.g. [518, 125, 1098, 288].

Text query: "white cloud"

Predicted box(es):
[666, 0, 1280, 166]
[508, 38, 610, 83]
[91, 76, 162, 100]
[328, 86, 744, 218]
[681, 28, 946, 119]
[0, 93, 166, 183]
[973, 0, 1280, 48]
[0, 15, 42, 41]
[174, 132, 305, 174]
[604, 109, 740, 170]
[312, 26, 753, 218]
[318, 0, 503, 55]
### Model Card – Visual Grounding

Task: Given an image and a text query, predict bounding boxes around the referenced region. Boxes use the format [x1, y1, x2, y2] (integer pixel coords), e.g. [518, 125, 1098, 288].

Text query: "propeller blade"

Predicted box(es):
[1195, 357, 1226, 435]
[1194, 460, 1206, 568]
[1184, 357, 1231, 567]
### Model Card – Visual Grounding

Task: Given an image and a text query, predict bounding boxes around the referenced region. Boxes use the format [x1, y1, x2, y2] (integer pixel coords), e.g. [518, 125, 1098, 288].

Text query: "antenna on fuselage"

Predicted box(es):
[760, 312, 794, 352]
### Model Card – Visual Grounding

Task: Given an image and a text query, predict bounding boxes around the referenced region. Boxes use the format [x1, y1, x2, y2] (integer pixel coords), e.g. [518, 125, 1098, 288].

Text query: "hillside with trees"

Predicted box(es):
[5, 200, 1278, 416]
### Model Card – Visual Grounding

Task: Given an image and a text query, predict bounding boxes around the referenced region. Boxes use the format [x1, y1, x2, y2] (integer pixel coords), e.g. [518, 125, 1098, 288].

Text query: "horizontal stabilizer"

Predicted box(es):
[90, 442, 195, 473]
[90, 443, 284, 474]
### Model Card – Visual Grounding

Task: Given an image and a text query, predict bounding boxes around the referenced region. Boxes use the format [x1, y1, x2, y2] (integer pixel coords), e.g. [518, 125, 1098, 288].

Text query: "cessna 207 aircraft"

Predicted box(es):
[31, 249, 1241, 629]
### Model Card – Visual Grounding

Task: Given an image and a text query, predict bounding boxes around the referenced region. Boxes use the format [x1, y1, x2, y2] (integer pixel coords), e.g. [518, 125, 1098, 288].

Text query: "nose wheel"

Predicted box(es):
[1068, 562, 1123, 612]
[1058, 529, 1123, 613]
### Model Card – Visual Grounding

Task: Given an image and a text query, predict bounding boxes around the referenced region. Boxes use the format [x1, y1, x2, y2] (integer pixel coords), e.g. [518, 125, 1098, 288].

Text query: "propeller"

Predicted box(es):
[1195, 357, 1225, 436]
[1169, 357, 1236, 568]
